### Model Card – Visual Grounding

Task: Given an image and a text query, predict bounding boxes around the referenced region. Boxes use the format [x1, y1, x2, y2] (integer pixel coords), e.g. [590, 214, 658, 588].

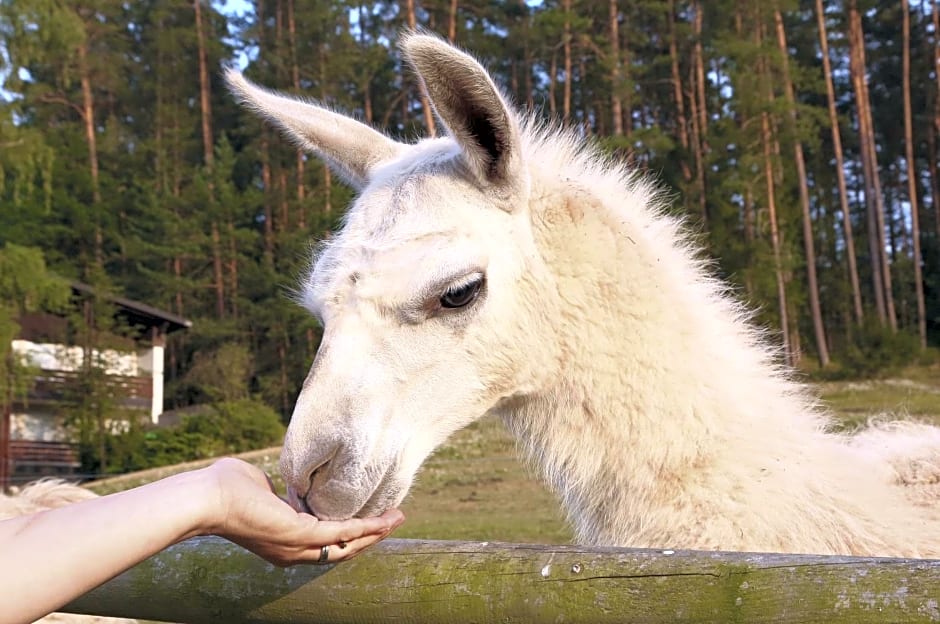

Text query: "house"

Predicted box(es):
[0, 283, 191, 489]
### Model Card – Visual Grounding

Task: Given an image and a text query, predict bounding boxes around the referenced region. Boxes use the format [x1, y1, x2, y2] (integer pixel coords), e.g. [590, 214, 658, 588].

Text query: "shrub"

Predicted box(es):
[103, 399, 285, 474]
[836, 321, 922, 379]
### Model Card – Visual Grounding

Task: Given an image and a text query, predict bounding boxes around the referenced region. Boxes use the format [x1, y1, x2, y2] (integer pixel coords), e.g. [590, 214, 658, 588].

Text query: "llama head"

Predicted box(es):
[227, 34, 561, 520]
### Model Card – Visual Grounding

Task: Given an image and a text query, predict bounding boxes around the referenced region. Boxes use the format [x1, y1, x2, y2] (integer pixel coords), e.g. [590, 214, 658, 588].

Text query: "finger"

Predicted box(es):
[296, 531, 390, 565]
[306, 509, 404, 545]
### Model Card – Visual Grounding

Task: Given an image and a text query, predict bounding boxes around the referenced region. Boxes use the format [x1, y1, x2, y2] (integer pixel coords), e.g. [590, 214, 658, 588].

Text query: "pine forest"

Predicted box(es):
[1, 0, 939, 473]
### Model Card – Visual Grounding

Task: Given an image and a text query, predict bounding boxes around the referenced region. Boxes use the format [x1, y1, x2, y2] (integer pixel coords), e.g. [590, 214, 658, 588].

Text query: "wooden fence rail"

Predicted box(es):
[63, 537, 940, 623]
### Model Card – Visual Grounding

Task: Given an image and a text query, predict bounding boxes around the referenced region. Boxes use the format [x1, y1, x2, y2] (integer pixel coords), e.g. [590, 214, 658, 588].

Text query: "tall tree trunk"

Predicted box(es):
[78, 42, 103, 267]
[901, 0, 926, 348]
[693, 0, 709, 224]
[279, 170, 289, 232]
[774, 7, 829, 367]
[609, 0, 623, 136]
[194, 0, 225, 318]
[227, 221, 239, 320]
[849, 1, 896, 330]
[521, 1, 534, 111]
[757, 22, 790, 364]
[278, 335, 290, 414]
[254, 0, 281, 277]
[763, 111, 791, 365]
[318, 38, 333, 216]
[668, 0, 692, 184]
[406, 0, 437, 135]
[579, 56, 592, 134]
[563, 0, 572, 123]
[194, 0, 213, 168]
[171, 108, 185, 319]
[692, 0, 708, 139]
[814, 0, 863, 325]
[287, 0, 306, 229]
[261, 134, 274, 267]
[448, 0, 458, 42]
[155, 34, 167, 197]
[549, 49, 558, 118]
[929, 117, 940, 239]
[933, 0, 940, 237]
[687, 63, 707, 227]
[357, 6, 373, 125]
[934, 0, 940, 136]
[209, 223, 224, 318]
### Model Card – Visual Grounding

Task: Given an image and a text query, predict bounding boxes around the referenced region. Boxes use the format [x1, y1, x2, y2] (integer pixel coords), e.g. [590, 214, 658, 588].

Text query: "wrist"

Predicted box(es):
[164, 465, 227, 540]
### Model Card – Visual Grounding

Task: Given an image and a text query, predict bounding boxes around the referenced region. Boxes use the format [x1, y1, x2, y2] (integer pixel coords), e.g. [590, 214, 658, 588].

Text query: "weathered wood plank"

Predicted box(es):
[63, 537, 940, 623]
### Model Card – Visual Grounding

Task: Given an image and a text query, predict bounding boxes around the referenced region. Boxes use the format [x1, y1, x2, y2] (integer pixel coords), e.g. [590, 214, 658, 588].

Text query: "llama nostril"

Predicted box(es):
[304, 457, 334, 494]
[310, 459, 330, 483]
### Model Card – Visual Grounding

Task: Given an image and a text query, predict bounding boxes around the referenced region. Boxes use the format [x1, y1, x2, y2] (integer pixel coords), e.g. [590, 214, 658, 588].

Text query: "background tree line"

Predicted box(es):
[1, 0, 937, 433]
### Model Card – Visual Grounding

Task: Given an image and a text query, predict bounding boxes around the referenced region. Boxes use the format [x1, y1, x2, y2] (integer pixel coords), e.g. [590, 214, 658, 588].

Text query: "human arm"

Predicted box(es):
[0, 458, 404, 624]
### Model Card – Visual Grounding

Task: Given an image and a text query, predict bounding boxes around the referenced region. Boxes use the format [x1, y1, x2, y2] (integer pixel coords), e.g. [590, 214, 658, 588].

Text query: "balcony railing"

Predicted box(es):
[8, 440, 81, 468]
[26, 370, 152, 410]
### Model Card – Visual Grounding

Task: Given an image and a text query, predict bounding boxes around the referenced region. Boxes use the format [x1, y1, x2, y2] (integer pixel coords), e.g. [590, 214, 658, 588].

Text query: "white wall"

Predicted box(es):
[10, 411, 68, 442]
[138, 345, 165, 424]
[11, 338, 167, 425]
[12, 340, 139, 376]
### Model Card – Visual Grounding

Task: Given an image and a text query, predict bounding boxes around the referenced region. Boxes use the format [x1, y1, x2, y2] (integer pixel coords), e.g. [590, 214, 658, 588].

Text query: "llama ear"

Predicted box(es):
[401, 33, 522, 193]
[224, 69, 403, 191]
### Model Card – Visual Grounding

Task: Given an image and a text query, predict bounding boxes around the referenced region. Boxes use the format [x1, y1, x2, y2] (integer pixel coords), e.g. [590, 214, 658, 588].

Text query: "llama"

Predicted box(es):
[226, 33, 940, 558]
[0, 480, 136, 624]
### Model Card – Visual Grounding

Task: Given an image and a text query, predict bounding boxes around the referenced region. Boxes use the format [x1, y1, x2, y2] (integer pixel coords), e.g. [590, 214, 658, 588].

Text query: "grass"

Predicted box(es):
[86, 365, 940, 545]
[391, 417, 572, 543]
[817, 364, 940, 431]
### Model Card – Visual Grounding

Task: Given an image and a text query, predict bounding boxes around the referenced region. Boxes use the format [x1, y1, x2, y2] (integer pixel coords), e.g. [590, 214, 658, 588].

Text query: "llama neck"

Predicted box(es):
[497, 174, 827, 547]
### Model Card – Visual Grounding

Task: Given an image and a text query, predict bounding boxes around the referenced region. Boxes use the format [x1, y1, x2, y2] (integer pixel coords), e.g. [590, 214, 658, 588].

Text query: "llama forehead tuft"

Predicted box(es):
[356, 139, 483, 232]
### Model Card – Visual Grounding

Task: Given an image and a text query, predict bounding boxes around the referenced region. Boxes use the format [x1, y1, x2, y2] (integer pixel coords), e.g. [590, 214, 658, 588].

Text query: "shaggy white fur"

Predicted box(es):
[227, 32, 940, 557]
[0, 480, 137, 624]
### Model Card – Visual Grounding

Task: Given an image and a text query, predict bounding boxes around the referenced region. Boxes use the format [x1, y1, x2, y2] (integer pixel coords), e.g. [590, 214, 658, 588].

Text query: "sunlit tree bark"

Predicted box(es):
[814, 0, 863, 325]
[901, 0, 926, 348]
[774, 7, 829, 367]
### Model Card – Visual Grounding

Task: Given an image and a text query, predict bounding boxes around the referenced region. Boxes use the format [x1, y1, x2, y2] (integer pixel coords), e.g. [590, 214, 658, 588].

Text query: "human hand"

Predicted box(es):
[199, 458, 404, 566]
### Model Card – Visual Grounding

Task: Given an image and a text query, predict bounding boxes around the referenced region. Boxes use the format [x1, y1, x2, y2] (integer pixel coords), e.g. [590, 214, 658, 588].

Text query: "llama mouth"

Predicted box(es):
[356, 470, 408, 518]
[300, 460, 405, 520]
[351, 458, 410, 518]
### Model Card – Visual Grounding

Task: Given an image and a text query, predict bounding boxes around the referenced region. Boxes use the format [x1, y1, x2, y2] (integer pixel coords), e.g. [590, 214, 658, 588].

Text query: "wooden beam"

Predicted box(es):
[63, 538, 940, 623]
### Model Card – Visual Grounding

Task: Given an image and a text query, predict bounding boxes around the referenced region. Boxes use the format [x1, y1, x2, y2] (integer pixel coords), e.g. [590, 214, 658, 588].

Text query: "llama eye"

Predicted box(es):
[440, 276, 484, 309]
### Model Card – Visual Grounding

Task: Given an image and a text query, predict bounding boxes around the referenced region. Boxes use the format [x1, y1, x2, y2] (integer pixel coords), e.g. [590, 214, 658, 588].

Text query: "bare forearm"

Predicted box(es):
[0, 470, 216, 624]
[0, 458, 403, 624]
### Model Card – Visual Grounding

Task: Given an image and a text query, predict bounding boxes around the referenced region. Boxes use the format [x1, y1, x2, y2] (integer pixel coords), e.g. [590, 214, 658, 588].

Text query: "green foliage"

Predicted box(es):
[104, 399, 286, 474]
[825, 321, 928, 380]
[0, 244, 69, 410]
[181, 342, 253, 403]
[0, 0, 937, 461]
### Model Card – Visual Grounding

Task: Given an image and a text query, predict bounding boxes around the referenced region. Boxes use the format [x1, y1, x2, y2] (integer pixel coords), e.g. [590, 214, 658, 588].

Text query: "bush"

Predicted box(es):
[835, 321, 922, 379]
[103, 399, 285, 474]
[180, 399, 286, 455]
[179, 343, 253, 403]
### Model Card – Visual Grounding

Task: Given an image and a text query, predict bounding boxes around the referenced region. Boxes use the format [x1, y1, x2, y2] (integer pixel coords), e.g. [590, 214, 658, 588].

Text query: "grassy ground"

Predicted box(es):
[87, 364, 940, 545]
[817, 364, 940, 430]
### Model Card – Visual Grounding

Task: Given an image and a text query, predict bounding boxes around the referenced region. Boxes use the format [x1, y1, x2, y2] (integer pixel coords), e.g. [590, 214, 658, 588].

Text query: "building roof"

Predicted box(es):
[71, 282, 193, 335]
